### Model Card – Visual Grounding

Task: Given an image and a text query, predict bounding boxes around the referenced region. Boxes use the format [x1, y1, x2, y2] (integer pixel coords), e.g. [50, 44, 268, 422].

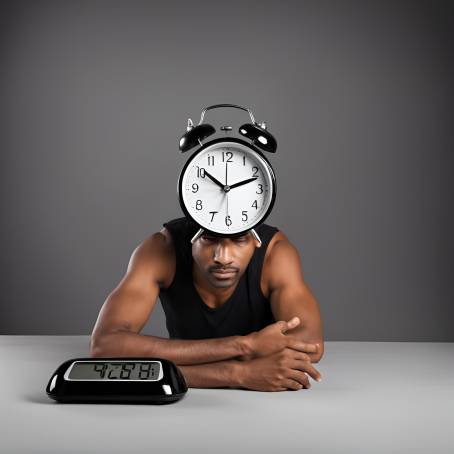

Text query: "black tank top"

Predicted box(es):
[158, 217, 279, 339]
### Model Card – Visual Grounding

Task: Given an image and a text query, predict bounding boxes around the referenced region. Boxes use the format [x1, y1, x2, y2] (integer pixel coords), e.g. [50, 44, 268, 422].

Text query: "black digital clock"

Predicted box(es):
[46, 357, 188, 404]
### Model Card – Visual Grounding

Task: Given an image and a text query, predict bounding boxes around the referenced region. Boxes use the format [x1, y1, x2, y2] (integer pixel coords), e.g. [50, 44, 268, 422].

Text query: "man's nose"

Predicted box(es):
[213, 243, 233, 265]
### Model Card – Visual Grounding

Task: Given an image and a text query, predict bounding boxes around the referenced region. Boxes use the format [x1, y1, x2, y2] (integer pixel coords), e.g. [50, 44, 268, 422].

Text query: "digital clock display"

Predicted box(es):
[64, 361, 163, 381]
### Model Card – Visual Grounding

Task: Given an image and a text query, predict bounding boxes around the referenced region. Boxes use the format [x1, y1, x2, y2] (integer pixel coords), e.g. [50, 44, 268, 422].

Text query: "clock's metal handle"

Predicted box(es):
[198, 104, 256, 126]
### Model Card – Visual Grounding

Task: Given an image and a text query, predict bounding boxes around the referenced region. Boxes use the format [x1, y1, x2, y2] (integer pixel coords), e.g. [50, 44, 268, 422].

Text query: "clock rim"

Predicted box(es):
[177, 137, 277, 238]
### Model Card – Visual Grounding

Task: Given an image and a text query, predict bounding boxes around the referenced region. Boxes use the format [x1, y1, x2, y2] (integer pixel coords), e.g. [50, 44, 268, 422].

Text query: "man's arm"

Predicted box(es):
[91, 330, 248, 366]
[266, 234, 325, 363]
[178, 359, 243, 388]
[89, 231, 250, 366]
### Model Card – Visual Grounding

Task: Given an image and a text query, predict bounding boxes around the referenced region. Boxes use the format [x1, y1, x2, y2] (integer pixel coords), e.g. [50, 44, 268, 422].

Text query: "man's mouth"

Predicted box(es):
[210, 269, 238, 278]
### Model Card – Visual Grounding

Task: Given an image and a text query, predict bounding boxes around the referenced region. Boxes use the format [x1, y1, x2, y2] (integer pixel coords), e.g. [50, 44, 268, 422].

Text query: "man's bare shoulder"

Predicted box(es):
[158, 226, 173, 247]
[261, 230, 290, 296]
[264, 230, 289, 259]
[129, 228, 175, 287]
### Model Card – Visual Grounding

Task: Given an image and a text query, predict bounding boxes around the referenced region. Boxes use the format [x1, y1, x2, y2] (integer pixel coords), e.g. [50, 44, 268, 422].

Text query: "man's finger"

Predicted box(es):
[291, 351, 312, 362]
[290, 359, 322, 382]
[280, 317, 300, 333]
[287, 338, 318, 353]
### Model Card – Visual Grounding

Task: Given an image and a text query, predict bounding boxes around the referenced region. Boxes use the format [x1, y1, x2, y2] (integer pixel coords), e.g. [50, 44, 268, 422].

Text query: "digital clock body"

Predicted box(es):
[46, 357, 188, 404]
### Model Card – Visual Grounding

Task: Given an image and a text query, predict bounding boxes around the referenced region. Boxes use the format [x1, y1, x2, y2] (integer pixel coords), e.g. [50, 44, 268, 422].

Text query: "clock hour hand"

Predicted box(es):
[229, 177, 258, 190]
[203, 170, 225, 189]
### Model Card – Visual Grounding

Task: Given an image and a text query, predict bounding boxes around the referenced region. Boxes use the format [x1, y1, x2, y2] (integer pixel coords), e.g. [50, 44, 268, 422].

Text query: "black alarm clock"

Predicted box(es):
[177, 103, 278, 245]
[46, 357, 188, 404]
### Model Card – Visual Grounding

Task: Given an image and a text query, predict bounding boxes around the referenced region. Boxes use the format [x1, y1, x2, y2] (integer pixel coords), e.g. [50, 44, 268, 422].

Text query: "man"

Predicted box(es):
[90, 216, 324, 392]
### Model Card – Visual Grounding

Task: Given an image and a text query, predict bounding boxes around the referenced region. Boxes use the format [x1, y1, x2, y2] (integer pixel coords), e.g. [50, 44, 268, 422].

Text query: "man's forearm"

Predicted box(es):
[178, 359, 243, 389]
[90, 331, 250, 366]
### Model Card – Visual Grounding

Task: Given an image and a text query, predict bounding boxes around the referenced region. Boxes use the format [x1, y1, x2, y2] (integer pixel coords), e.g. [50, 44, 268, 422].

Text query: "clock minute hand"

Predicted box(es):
[204, 170, 225, 189]
[229, 177, 258, 190]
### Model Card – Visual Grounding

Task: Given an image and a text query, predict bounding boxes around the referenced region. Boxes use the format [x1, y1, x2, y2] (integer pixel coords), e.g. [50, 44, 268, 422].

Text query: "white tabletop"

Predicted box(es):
[1, 336, 453, 454]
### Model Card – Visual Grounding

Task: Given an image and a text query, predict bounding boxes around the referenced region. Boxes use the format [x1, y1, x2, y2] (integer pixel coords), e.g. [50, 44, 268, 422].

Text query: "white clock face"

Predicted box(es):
[180, 140, 275, 235]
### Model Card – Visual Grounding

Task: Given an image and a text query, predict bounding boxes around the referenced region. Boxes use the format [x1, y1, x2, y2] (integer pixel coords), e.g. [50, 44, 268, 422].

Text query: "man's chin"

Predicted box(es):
[208, 272, 239, 288]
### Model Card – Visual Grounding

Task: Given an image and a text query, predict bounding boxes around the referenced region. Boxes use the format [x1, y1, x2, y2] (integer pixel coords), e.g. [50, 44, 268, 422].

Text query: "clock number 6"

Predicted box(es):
[225, 215, 232, 226]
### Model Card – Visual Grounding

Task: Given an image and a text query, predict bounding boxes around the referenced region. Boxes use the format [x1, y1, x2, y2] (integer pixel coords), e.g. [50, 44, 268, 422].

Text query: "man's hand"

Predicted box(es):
[236, 347, 322, 392]
[240, 316, 320, 361]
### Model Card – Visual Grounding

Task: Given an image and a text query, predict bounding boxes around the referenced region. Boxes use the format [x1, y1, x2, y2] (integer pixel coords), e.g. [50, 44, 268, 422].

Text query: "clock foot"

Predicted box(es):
[191, 228, 205, 244]
[250, 229, 262, 247]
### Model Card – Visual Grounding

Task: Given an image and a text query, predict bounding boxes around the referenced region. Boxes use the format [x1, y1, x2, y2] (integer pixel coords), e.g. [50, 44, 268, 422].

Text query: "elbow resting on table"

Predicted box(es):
[89, 334, 113, 358]
[90, 347, 104, 358]
[89, 337, 102, 357]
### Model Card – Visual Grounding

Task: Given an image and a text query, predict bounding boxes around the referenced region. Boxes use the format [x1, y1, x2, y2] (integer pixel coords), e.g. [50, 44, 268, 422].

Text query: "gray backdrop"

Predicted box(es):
[1, 0, 453, 340]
